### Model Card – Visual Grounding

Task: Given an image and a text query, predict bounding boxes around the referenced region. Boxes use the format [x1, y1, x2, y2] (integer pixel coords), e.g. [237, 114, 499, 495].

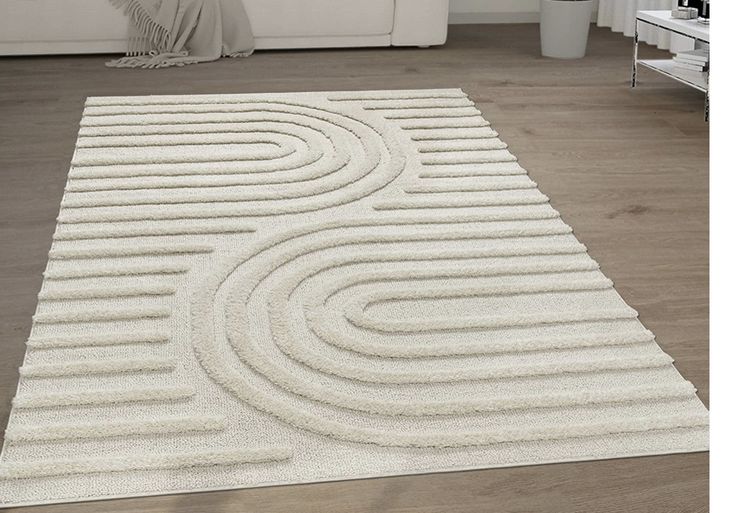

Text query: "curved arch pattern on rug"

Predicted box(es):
[0, 89, 708, 507]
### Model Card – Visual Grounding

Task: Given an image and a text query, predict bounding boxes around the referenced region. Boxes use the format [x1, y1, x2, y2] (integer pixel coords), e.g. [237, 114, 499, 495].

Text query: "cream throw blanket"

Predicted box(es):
[107, 0, 255, 68]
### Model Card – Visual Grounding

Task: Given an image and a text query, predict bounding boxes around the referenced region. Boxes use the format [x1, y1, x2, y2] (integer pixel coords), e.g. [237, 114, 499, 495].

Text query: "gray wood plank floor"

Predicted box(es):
[0, 24, 708, 513]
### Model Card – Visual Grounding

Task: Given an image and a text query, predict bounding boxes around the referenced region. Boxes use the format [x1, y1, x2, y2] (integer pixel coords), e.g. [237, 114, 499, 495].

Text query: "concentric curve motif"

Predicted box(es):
[0, 90, 708, 508]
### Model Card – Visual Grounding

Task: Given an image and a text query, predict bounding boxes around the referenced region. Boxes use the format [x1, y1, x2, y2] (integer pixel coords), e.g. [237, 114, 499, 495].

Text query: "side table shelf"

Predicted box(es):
[632, 10, 710, 121]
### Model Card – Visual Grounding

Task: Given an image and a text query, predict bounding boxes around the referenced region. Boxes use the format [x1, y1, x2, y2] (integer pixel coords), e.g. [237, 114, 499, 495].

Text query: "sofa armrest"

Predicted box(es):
[391, 0, 449, 47]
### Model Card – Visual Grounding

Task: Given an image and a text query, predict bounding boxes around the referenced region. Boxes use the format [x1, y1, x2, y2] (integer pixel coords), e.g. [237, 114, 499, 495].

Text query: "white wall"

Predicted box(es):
[449, 0, 599, 24]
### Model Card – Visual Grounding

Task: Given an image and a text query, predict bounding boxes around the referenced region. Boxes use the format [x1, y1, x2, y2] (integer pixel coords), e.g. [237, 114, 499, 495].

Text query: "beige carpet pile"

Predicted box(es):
[0, 89, 708, 507]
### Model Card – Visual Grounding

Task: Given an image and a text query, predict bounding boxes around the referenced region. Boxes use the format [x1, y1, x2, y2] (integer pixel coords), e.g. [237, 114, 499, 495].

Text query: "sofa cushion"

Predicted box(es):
[244, 0, 395, 38]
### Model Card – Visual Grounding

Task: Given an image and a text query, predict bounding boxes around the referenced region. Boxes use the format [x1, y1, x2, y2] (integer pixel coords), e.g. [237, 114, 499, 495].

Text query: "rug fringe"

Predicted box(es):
[105, 52, 200, 69]
[108, 0, 171, 56]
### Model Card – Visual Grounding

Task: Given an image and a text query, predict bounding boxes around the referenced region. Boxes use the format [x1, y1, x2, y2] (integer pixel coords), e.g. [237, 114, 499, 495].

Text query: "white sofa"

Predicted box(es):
[0, 0, 449, 56]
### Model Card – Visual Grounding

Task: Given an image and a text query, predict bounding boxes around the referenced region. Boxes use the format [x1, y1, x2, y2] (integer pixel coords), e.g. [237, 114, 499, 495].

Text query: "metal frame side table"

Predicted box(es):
[632, 10, 710, 121]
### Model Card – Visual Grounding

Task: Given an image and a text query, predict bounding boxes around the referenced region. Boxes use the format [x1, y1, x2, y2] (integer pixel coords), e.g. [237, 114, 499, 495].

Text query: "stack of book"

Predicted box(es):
[673, 49, 710, 73]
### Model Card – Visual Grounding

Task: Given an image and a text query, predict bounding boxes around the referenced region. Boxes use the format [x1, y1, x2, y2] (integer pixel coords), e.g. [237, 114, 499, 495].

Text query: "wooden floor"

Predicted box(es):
[0, 24, 708, 512]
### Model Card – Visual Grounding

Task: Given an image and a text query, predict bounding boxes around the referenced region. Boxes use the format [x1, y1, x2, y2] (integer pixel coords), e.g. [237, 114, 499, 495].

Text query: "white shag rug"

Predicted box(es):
[0, 89, 708, 507]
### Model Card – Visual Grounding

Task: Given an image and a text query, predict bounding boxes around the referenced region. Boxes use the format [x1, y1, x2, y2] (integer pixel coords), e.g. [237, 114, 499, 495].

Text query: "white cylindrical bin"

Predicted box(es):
[540, 0, 594, 59]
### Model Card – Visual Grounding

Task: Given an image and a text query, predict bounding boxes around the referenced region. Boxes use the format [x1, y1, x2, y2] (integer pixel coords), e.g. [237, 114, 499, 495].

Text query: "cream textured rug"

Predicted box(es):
[0, 89, 708, 507]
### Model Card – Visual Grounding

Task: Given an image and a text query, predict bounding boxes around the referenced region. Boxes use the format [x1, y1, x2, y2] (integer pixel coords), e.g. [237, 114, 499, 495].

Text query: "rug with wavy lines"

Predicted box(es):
[0, 89, 708, 507]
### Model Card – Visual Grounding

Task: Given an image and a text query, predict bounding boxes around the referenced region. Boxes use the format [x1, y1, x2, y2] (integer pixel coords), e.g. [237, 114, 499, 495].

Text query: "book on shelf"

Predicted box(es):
[673, 57, 708, 70]
[674, 55, 706, 66]
[674, 61, 708, 73]
[675, 48, 709, 64]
